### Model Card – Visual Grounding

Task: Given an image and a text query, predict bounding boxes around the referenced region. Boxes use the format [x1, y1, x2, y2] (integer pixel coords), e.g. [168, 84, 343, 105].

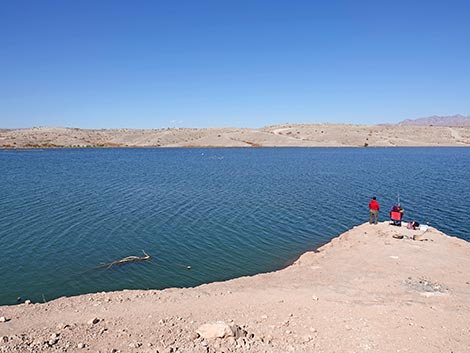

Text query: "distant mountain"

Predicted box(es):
[398, 114, 470, 126]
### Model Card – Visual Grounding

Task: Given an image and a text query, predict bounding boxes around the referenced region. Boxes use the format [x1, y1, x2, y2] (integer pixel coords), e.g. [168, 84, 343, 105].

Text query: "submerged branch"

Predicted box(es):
[101, 251, 151, 269]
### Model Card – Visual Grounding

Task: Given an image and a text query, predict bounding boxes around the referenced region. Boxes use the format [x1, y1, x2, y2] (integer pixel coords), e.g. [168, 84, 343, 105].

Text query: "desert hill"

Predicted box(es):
[397, 114, 470, 127]
[1, 123, 470, 148]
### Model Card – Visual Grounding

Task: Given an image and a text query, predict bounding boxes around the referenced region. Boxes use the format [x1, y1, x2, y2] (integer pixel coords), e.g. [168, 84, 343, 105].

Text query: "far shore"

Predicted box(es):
[1, 124, 469, 149]
[1, 222, 469, 352]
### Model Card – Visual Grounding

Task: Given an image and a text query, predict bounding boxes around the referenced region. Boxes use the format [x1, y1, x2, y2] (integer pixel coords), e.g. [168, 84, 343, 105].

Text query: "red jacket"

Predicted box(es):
[369, 199, 380, 210]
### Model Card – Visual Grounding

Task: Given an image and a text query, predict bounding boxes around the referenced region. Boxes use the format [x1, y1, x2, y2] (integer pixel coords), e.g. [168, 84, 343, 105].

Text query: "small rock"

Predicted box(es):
[263, 334, 273, 344]
[312, 295, 319, 301]
[48, 338, 59, 346]
[56, 323, 70, 330]
[88, 317, 100, 325]
[226, 336, 236, 345]
[196, 321, 236, 340]
[302, 334, 313, 343]
[0, 317, 10, 323]
[261, 315, 268, 320]
[128, 342, 142, 348]
[77, 342, 85, 349]
[24, 300, 32, 305]
[190, 332, 200, 340]
[236, 338, 246, 347]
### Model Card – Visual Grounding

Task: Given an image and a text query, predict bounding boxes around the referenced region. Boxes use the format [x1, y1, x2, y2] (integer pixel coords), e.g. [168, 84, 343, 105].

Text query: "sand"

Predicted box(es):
[1, 222, 469, 353]
[1, 124, 470, 148]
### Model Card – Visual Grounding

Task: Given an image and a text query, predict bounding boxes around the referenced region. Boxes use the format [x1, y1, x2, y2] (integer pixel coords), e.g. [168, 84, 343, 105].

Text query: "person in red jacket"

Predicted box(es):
[368, 196, 380, 224]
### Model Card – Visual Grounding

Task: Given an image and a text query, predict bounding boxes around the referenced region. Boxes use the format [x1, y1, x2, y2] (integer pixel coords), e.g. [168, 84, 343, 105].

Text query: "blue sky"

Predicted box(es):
[1, 0, 469, 128]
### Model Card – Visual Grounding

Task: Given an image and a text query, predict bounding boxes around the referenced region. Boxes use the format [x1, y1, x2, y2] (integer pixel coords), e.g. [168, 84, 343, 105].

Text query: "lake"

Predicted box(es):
[0, 147, 468, 305]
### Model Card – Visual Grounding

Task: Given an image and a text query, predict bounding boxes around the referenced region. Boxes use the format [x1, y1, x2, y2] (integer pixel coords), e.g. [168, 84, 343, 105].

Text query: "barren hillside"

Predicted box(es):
[1, 124, 469, 148]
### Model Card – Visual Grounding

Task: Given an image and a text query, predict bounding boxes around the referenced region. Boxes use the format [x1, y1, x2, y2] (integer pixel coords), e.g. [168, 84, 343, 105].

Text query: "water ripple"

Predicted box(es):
[0, 147, 469, 305]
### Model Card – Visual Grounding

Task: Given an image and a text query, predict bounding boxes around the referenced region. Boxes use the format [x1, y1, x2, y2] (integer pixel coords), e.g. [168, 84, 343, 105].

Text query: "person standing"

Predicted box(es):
[369, 196, 380, 224]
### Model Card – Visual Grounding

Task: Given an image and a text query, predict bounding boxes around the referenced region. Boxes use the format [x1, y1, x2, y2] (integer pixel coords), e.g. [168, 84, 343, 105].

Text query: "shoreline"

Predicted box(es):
[2, 145, 470, 150]
[1, 222, 469, 352]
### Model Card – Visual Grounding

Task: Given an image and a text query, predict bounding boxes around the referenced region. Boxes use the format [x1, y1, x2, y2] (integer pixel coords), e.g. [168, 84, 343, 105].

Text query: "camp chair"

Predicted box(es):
[390, 211, 402, 226]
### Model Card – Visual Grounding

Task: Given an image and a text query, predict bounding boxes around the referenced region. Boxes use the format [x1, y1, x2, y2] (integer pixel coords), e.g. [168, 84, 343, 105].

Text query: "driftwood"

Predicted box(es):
[101, 251, 151, 269]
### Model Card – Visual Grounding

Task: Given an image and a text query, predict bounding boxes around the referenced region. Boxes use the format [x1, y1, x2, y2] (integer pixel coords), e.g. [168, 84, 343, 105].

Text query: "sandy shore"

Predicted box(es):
[1, 124, 470, 148]
[1, 222, 469, 352]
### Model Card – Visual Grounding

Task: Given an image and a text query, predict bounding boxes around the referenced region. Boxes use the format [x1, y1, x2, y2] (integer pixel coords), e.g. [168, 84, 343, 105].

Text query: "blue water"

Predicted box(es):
[0, 148, 469, 305]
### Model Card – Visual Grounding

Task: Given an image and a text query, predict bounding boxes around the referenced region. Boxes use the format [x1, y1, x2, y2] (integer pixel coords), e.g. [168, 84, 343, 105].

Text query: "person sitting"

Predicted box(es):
[390, 205, 404, 226]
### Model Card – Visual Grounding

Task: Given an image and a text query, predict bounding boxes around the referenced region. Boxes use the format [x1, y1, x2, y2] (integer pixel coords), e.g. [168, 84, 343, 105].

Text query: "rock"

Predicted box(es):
[48, 337, 59, 346]
[225, 336, 236, 345]
[232, 326, 247, 339]
[312, 295, 319, 301]
[56, 323, 70, 330]
[77, 342, 86, 349]
[0, 317, 10, 323]
[261, 315, 268, 320]
[236, 338, 245, 347]
[24, 300, 32, 305]
[88, 317, 100, 325]
[263, 334, 273, 344]
[128, 342, 142, 348]
[196, 321, 236, 340]
[190, 332, 200, 340]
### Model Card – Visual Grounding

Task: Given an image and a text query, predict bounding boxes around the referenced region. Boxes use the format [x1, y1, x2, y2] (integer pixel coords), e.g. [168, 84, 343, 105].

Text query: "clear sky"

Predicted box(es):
[1, 0, 469, 129]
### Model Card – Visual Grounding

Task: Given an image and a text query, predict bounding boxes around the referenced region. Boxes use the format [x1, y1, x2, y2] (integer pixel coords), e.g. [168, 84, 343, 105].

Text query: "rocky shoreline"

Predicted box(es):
[1, 222, 470, 352]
